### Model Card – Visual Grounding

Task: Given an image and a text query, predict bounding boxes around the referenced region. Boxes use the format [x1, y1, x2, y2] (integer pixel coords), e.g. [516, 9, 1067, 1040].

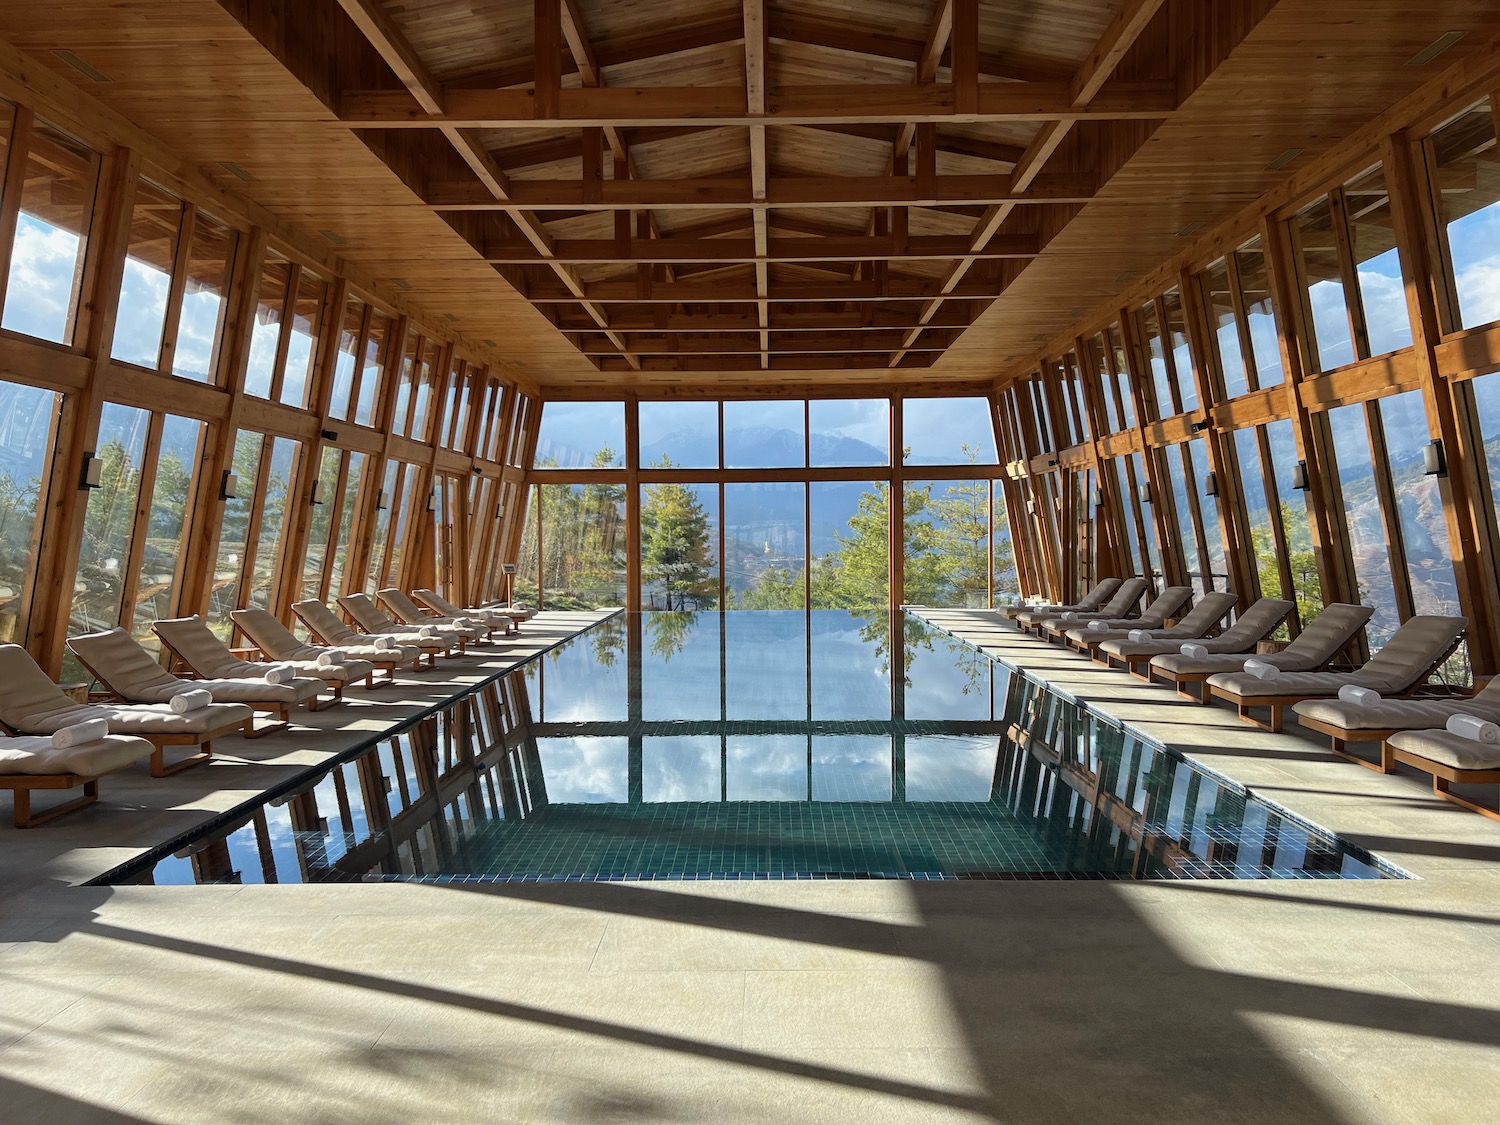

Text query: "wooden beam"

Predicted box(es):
[483, 233, 1040, 263]
[527, 277, 1008, 303]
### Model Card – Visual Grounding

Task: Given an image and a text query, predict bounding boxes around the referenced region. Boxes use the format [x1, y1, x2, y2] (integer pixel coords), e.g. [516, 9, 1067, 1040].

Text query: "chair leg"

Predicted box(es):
[1268, 704, 1283, 734]
[1433, 776, 1500, 821]
[150, 743, 212, 778]
[10, 780, 100, 829]
[243, 709, 291, 739]
[309, 683, 343, 711]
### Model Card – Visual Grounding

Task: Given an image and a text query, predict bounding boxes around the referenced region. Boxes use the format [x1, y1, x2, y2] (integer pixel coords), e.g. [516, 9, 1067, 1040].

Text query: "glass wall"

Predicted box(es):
[726, 482, 805, 609]
[0, 380, 60, 644]
[538, 482, 627, 609]
[639, 481, 718, 610]
[535, 401, 625, 468]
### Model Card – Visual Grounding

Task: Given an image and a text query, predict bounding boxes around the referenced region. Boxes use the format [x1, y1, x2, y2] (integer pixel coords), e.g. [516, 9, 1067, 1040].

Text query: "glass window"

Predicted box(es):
[242, 254, 290, 399]
[1131, 452, 1160, 578]
[357, 309, 391, 428]
[1136, 301, 1175, 419]
[904, 478, 991, 607]
[723, 399, 804, 469]
[131, 414, 204, 647]
[809, 481, 888, 611]
[1202, 259, 1249, 400]
[535, 401, 625, 468]
[247, 437, 298, 612]
[1189, 439, 1225, 589]
[0, 379, 61, 643]
[1345, 165, 1412, 357]
[409, 337, 441, 441]
[383, 463, 418, 589]
[639, 400, 718, 468]
[279, 267, 324, 408]
[328, 296, 363, 422]
[326, 451, 366, 598]
[1430, 99, 1500, 331]
[112, 178, 180, 369]
[1162, 289, 1197, 413]
[1234, 427, 1284, 603]
[1327, 404, 1399, 644]
[367, 461, 400, 592]
[1107, 325, 1136, 428]
[1164, 446, 1201, 588]
[1295, 196, 1356, 371]
[726, 482, 805, 609]
[992, 481, 1018, 600]
[538, 482, 627, 609]
[1473, 372, 1500, 541]
[1379, 391, 1458, 618]
[1111, 458, 1142, 577]
[902, 397, 997, 464]
[725, 612, 805, 719]
[1235, 238, 1284, 388]
[1083, 335, 1118, 433]
[1264, 419, 1322, 626]
[639, 481, 718, 610]
[810, 399, 889, 465]
[208, 430, 261, 636]
[172, 210, 235, 381]
[3, 119, 99, 346]
[642, 737, 721, 802]
[300, 448, 341, 601]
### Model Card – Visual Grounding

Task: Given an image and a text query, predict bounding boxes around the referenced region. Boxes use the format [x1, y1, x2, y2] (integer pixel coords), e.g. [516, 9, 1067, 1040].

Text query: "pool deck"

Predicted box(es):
[3, 608, 1499, 1123]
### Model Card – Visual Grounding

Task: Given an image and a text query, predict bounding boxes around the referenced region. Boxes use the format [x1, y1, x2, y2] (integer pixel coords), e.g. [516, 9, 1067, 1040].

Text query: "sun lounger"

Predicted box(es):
[1025, 577, 1149, 636]
[339, 594, 470, 656]
[1383, 715, 1500, 819]
[377, 588, 491, 643]
[1147, 602, 1372, 702]
[412, 588, 516, 635]
[68, 627, 324, 740]
[292, 600, 444, 669]
[1053, 585, 1194, 648]
[233, 607, 414, 687]
[1093, 591, 1248, 672]
[0, 643, 251, 777]
[1206, 614, 1467, 733]
[1010, 578, 1122, 627]
[1291, 675, 1500, 768]
[155, 615, 371, 705]
[1, 730, 156, 828]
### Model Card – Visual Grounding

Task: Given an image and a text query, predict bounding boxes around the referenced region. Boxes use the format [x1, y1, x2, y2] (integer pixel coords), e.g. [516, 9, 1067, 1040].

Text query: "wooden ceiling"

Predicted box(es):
[0, 1, 1496, 391]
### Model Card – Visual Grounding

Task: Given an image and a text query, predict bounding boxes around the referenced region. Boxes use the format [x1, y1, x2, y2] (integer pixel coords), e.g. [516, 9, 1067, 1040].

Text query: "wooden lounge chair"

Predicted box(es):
[1097, 596, 1291, 676]
[1053, 585, 1195, 649]
[155, 615, 371, 705]
[292, 599, 443, 669]
[0, 730, 156, 828]
[1025, 578, 1149, 637]
[1014, 578, 1122, 630]
[1147, 603, 1373, 702]
[1205, 614, 1468, 733]
[1292, 675, 1500, 769]
[1383, 719, 1500, 819]
[0, 643, 252, 777]
[68, 627, 324, 740]
[376, 588, 491, 643]
[412, 588, 517, 635]
[233, 607, 413, 687]
[339, 594, 469, 656]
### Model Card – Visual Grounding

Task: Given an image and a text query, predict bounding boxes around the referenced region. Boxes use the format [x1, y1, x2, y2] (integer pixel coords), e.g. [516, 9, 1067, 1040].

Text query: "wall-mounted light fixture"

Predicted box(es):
[1091, 487, 1105, 508]
[1291, 461, 1310, 491]
[426, 489, 438, 512]
[1026, 499, 1037, 515]
[220, 470, 239, 501]
[1204, 471, 1219, 497]
[310, 480, 327, 505]
[1042, 454, 1059, 469]
[495, 504, 505, 520]
[376, 490, 389, 510]
[320, 428, 339, 442]
[80, 453, 104, 490]
[1422, 439, 1447, 477]
[502, 563, 517, 574]
[471, 465, 483, 476]
[1138, 482, 1153, 504]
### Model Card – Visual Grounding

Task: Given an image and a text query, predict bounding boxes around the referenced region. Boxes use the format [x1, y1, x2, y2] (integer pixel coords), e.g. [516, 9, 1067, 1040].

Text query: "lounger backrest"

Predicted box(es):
[377, 588, 429, 623]
[152, 616, 238, 678]
[1172, 591, 1239, 635]
[0, 644, 109, 733]
[1280, 603, 1375, 662]
[339, 594, 398, 633]
[1098, 577, 1149, 618]
[1215, 598, 1295, 646]
[414, 588, 462, 617]
[67, 628, 183, 699]
[292, 600, 360, 644]
[231, 608, 303, 658]
[1359, 615, 1468, 692]
[1141, 586, 1193, 621]
[1075, 578, 1123, 612]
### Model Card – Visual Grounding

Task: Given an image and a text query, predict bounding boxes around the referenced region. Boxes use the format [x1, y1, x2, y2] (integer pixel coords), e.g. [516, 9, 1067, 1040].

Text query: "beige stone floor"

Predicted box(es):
[2, 608, 1499, 1123]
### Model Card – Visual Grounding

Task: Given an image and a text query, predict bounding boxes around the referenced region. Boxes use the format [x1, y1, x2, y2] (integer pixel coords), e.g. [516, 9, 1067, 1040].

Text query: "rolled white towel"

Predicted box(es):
[373, 635, 396, 651]
[418, 625, 438, 640]
[1447, 713, 1500, 744]
[262, 664, 293, 685]
[1337, 685, 1382, 706]
[1180, 642, 1209, 659]
[52, 718, 110, 748]
[1060, 611, 1079, 622]
[455, 617, 477, 629]
[1087, 620, 1108, 633]
[1128, 629, 1153, 642]
[316, 649, 346, 668]
[1243, 658, 1279, 680]
[169, 688, 212, 713]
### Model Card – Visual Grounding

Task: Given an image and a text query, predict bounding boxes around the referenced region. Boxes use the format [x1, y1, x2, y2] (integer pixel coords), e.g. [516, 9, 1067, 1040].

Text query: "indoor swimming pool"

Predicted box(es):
[95, 611, 1402, 884]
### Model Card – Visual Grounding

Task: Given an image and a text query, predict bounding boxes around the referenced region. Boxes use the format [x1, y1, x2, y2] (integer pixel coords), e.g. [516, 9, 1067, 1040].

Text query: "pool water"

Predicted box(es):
[96, 611, 1401, 885]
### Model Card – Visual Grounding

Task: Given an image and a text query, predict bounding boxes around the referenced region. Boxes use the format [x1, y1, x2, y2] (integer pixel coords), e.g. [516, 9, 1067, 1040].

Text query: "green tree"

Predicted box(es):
[740, 565, 805, 609]
[640, 457, 716, 609]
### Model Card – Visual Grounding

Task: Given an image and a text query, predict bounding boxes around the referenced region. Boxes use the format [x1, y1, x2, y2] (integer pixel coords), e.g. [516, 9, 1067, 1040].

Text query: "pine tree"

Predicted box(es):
[640, 457, 715, 609]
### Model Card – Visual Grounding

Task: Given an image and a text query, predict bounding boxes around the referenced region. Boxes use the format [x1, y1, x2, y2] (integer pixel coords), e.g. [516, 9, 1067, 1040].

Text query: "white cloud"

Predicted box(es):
[1, 216, 82, 343]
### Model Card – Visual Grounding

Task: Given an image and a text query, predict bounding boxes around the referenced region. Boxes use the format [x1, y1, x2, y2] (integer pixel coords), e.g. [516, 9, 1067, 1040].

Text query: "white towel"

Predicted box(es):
[1087, 620, 1108, 633]
[1243, 658, 1278, 680]
[373, 635, 396, 651]
[1060, 611, 1079, 622]
[51, 718, 110, 748]
[316, 649, 346, 668]
[456, 617, 477, 629]
[418, 625, 438, 639]
[1447, 713, 1500, 744]
[169, 688, 212, 713]
[1180, 643, 1209, 659]
[263, 664, 293, 685]
[1128, 629, 1152, 642]
[1337, 685, 1382, 706]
